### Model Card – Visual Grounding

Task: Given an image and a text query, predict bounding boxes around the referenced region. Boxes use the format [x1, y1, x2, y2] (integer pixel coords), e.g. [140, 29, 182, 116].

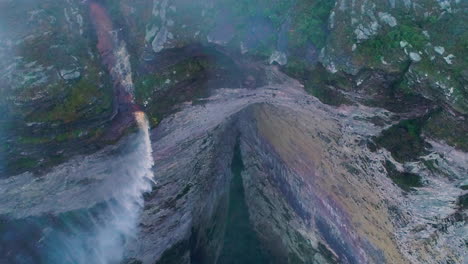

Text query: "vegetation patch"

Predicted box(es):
[289, 0, 335, 49]
[356, 24, 426, 65]
[423, 110, 468, 152]
[384, 160, 423, 192]
[375, 118, 427, 162]
[223, 0, 292, 28]
[8, 157, 39, 173]
[135, 57, 209, 125]
[28, 65, 112, 124]
[457, 193, 468, 210]
[283, 64, 353, 107]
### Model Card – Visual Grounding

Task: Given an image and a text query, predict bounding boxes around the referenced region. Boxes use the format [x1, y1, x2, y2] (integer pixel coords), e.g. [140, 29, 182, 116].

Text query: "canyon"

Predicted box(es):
[0, 0, 467, 263]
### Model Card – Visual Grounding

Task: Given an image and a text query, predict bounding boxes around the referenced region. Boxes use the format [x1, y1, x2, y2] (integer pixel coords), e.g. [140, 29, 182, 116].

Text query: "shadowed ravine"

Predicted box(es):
[0, 0, 467, 263]
[217, 140, 272, 264]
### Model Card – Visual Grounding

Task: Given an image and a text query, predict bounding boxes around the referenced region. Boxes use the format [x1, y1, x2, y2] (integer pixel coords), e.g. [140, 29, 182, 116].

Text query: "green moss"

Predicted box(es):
[384, 160, 423, 192]
[457, 193, 468, 210]
[18, 136, 51, 145]
[423, 110, 468, 152]
[135, 58, 206, 104]
[289, 0, 335, 49]
[135, 74, 167, 104]
[357, 24, 427, 64]
[219, 0, 334, 58]
[31, 65, 111, 123]
[45, 127, 102, 145]
[395, 74, 415, 95]
[54, 129, 89, 142]
[283, 63, 353, 106]
[224, 0, 292, 28]
[9, 157, 39, 171]
[135, 57, 210, 123]
[283, 60, 310, 79]
[375, 118, 427, 162]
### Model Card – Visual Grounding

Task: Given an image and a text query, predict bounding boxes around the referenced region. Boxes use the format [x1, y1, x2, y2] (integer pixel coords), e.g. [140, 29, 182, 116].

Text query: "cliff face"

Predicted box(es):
[0, 67, 466, 263]
[322, 0, 468, 114]
[0, 0, 114, 176]
[0, 1, 467, 263]
[1, 0, 467, 176]
[121, 69, 466, 264]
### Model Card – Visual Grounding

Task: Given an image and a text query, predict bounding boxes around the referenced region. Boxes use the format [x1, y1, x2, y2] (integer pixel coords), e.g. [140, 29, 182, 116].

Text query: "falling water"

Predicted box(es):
[0, 113, 154, 263]
[52, 1, 159, 261]
[0, 1, 155, 263]
[43, 114, 154, 264]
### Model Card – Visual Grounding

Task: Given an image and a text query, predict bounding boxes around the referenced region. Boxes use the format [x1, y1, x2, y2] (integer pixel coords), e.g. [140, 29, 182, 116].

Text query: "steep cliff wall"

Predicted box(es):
[122, 68, 466, 263]
[0, 1, 466, 263]
[1, 0, 467, 176]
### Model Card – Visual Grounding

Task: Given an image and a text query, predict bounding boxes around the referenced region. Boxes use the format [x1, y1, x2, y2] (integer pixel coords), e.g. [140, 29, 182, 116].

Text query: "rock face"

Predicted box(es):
[1, 0, 467, 176]
[0, 1, 467, 264]
[0, 0, 114, 176]
[321, 0, 468, 114]
[119, 68, 466, 264]
[0, 66, 466, 263]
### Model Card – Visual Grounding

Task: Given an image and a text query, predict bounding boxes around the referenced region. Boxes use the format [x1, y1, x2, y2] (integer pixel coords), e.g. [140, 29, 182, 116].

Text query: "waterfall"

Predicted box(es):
[0, 112, 155, 263]
[30, 112, 155, 264]
[66, 1, 158, 260]
[89, 112, 154, 264]
[58, 1, 158, 261]
[0, 2, 155, 263]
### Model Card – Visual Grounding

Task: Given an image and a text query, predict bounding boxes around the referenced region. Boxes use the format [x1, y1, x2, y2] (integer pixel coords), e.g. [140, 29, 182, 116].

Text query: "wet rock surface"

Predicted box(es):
[120, 68, 465, 263]
[0, 0, 467, 263]
[1, 0, 467, 175]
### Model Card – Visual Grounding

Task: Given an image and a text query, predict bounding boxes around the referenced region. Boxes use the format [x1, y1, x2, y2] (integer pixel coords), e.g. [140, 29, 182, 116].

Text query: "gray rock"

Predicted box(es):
[409, 52, 422, 62]
[152, 27, 168, 53]
[434, 46, 445, 55]
[269, 51, 288, 66]
[60, 69, 81, 80]
[378, 12, 397, 27]
[354, 22, 380, 41]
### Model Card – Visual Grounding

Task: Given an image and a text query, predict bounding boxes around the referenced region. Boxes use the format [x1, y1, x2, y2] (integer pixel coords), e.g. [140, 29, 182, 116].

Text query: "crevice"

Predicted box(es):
[216, 139, 273, 264]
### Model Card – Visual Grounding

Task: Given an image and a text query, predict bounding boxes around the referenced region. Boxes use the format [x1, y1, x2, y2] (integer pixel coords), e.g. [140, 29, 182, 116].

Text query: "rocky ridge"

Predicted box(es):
[121, 67, 466, 264]
[0, 0, 467, 263]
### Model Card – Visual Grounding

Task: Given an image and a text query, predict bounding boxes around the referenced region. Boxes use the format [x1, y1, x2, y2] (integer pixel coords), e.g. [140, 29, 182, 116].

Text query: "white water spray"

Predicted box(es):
[0, 2, 156, 260]
[89, 112, 154, 264]
[0, 112, 155, 263]
[0, 40, 155, 264]
[33, 112, 156, 264]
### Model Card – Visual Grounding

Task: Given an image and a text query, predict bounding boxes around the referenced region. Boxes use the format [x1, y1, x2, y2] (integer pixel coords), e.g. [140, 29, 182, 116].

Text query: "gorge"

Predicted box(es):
[0, 0, 467, 263]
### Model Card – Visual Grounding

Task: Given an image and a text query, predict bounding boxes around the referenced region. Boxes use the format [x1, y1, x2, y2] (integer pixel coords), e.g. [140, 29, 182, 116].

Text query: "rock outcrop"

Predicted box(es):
[0, 66, 466, 263]
[0, 1, 467, 263]
[121, 68, 466, 264]
[1, 0, 467, 176]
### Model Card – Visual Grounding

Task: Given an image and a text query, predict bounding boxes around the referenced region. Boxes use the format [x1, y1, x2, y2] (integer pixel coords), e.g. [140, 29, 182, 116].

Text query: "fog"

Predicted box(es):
[0, 114, 154, 263]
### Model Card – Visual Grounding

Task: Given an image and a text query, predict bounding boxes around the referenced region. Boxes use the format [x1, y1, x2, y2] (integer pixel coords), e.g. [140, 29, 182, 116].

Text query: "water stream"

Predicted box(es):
[0, 1, 155, 263]
[42, 115, 154, 264]
[0, 113, 154, 263]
